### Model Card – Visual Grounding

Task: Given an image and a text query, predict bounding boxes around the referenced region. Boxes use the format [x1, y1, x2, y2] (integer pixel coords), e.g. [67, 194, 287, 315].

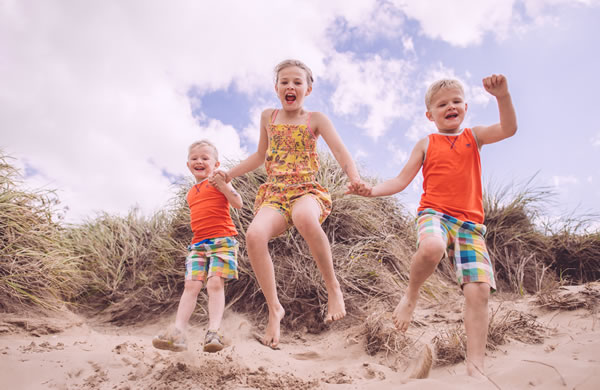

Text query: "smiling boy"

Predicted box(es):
[153, 140, 242, 353]
[349, 75, 517, 377]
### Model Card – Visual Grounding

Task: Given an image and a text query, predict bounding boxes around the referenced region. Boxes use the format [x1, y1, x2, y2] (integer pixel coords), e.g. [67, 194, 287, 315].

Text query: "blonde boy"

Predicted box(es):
[350, 75, 517, 376]
[153, 140, 243, 353]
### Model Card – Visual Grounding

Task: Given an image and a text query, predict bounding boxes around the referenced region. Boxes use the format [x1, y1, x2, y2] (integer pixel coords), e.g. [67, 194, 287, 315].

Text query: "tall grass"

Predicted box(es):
[0, 153, 84, 312]
[2, 149, 599, 327]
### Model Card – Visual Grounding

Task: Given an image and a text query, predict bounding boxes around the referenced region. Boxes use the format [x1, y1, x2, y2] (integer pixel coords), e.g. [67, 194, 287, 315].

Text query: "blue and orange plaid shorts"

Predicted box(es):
[185, 236, 239, 282]
[416, 208, 496, 291]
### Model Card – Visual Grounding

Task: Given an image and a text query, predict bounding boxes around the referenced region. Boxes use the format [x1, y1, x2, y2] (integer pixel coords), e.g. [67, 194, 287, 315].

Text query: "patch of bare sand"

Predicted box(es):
[1, 285, 599, 389]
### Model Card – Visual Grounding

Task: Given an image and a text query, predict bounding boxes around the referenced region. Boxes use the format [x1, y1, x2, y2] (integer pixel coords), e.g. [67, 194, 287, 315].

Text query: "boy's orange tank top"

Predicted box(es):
[187, 180, 237, 244]
[418, 128, 484, 224]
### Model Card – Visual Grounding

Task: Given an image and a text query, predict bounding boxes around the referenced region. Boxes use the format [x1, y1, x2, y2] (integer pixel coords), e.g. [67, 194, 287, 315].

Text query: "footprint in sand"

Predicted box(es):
[291, 351, 320, 360]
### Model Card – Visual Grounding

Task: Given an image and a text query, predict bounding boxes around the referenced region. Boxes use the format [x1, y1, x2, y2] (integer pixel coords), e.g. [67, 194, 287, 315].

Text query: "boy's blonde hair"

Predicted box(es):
[188, 139, 219, 160]
[425, 79, 464, 109]
[274, 59, 314, 87]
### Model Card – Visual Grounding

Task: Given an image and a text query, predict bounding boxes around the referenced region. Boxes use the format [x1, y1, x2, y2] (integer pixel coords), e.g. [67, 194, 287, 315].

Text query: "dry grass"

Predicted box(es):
[432, 306, 547, 367]
[2, 149, 599, 364]
[483, 179, 557, 293]
[363, 309, 410, 356]
[536, 282, 600, 311]
[221, 153, 427, 332]
[0, 153, 85, 312]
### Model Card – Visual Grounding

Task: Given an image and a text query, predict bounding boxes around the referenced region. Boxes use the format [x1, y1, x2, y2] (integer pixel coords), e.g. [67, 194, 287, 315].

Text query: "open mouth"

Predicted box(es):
[445, 113, 458, 119]
[285, 93, 296, 103]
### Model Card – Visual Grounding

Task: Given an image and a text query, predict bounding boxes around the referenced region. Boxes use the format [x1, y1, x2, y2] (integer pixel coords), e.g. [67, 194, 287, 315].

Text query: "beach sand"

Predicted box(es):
[1, 285, 599, 390]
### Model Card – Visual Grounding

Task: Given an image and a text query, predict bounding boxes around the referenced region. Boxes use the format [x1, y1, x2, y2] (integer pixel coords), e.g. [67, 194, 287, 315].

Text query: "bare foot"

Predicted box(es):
[324, 287, 346, 324]
[392, 295, 417, 332]
[466, 360, 487, 379]
[261, 304, 285, 349]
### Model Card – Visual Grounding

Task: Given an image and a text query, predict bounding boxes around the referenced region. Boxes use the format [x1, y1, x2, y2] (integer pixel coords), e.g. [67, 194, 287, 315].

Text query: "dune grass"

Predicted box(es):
[1, 149, 598, 338]
[0, 153, 84, 312]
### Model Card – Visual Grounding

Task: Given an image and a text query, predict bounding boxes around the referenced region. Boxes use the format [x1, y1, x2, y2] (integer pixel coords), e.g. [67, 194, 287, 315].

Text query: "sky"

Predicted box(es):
[1, 0, 599, 228]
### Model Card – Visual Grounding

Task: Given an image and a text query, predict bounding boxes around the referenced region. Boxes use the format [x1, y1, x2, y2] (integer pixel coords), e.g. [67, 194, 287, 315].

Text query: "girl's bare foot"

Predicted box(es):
[261, 304, 285, 349]
[392, 295, 417, 332]
[324, 287, 346, 324]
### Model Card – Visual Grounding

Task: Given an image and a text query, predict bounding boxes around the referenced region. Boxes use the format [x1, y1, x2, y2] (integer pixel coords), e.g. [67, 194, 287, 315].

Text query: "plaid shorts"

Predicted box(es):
[416, 208, 496, 291]
[185, 236, 239, 282]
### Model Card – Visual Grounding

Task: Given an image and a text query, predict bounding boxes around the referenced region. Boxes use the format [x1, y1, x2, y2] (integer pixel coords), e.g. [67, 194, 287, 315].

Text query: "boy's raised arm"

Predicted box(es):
[473, 74, 518, 146]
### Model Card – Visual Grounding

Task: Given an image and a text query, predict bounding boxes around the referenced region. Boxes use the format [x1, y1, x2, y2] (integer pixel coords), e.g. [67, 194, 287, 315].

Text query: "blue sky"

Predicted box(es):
[1, 0, 599, 228]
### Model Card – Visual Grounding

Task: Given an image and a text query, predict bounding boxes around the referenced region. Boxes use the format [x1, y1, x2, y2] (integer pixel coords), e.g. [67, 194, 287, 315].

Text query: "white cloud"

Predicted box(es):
[552, 175, 578, 188]
[0, 0, 379, 222]
[592, 133, 600, 147]
[393, 0, 517, 46]
[325, 53, 419, 139]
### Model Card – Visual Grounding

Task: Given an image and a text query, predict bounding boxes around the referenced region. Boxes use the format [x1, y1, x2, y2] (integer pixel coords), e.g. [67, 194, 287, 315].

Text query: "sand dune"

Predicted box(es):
[1, 285, 599, 390]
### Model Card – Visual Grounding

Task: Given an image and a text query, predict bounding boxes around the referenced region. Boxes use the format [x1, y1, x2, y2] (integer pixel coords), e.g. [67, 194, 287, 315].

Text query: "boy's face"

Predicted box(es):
[275, 66, 312, 112]
[426, 87, 467, 133]
[187, 144, 219, 182]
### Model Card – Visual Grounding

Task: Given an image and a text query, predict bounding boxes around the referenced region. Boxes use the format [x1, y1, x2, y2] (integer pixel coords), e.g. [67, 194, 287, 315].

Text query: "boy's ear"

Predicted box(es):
[215, 161, 220, 169]
[465, 102, 468, 112]
[306, 85, 312, 96]
[425, 110, 434, 121]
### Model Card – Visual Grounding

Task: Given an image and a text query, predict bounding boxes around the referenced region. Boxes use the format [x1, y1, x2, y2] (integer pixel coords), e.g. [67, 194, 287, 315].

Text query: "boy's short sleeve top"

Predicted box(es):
[418, 128, 484, 224]
[187, 180, 237, 244]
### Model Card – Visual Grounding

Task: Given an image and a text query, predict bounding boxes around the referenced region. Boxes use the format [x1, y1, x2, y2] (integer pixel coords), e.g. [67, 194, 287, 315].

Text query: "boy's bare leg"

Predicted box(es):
[393, 236, 445, 331]
[463, 282, 490, 378]
[206, 276, 225, 331]
[291, 196, 346, 324]
[246, 207, 288, 348]
[175, 280, 204, 332]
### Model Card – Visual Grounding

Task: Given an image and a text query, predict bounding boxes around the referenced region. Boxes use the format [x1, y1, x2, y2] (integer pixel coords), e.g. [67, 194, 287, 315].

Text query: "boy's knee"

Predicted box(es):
[464, 282, 490, 305]
[184, 280, 203, 295]
[417, 238, 446, 264]
[206, 276, 224, 295]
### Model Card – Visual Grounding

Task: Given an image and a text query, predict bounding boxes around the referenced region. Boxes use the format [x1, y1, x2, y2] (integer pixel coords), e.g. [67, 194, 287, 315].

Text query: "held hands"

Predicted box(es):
[208, 170, 231, 187]
[345, 179, 372, 197]
[482, 74, 509, 98]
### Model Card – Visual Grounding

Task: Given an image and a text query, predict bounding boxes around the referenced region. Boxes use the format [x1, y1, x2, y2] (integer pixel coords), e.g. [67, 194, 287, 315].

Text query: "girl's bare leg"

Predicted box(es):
[245, 207, 287, 348]
[291, 196, 345, 323]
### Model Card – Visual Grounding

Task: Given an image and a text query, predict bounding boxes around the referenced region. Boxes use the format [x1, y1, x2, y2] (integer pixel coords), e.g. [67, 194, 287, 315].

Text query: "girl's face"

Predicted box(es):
[275, 66, 312, 111]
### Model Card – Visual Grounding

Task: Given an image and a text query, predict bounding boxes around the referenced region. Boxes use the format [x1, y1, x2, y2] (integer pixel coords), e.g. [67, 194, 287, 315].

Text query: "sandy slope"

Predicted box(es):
[1, 287, 599, 390]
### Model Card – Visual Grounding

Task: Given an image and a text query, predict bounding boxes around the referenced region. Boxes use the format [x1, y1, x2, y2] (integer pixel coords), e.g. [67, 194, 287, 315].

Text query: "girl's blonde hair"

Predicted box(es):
[274, 59, 314, 87]
[188, 139, 218, 160]
[425, 79, 464, 109]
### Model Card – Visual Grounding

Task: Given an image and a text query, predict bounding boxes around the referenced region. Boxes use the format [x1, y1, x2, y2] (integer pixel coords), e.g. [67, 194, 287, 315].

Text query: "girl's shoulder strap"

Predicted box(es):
[270, 109, 279, 125]
[306, 111, 317, 139]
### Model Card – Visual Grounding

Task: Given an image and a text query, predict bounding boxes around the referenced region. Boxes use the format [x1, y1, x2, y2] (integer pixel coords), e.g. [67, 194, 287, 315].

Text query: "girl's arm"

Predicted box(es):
[472, 74, 517, 146]
[312, 112, 363, 185]
[218, 109, 271, 183]
[369, 138, 426, 197]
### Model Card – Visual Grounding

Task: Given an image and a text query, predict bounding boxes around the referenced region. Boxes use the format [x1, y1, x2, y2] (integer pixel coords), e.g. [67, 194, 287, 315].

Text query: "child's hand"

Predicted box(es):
[211, 172, 226, 188]
[210, 169, 230, 184]
[346, 180, 372, 197]
[483, 74, 509, 98]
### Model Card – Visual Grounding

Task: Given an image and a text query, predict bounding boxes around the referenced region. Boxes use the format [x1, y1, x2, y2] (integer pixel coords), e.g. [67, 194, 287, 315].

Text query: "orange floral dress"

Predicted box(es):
[254, 109, 332, 226]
